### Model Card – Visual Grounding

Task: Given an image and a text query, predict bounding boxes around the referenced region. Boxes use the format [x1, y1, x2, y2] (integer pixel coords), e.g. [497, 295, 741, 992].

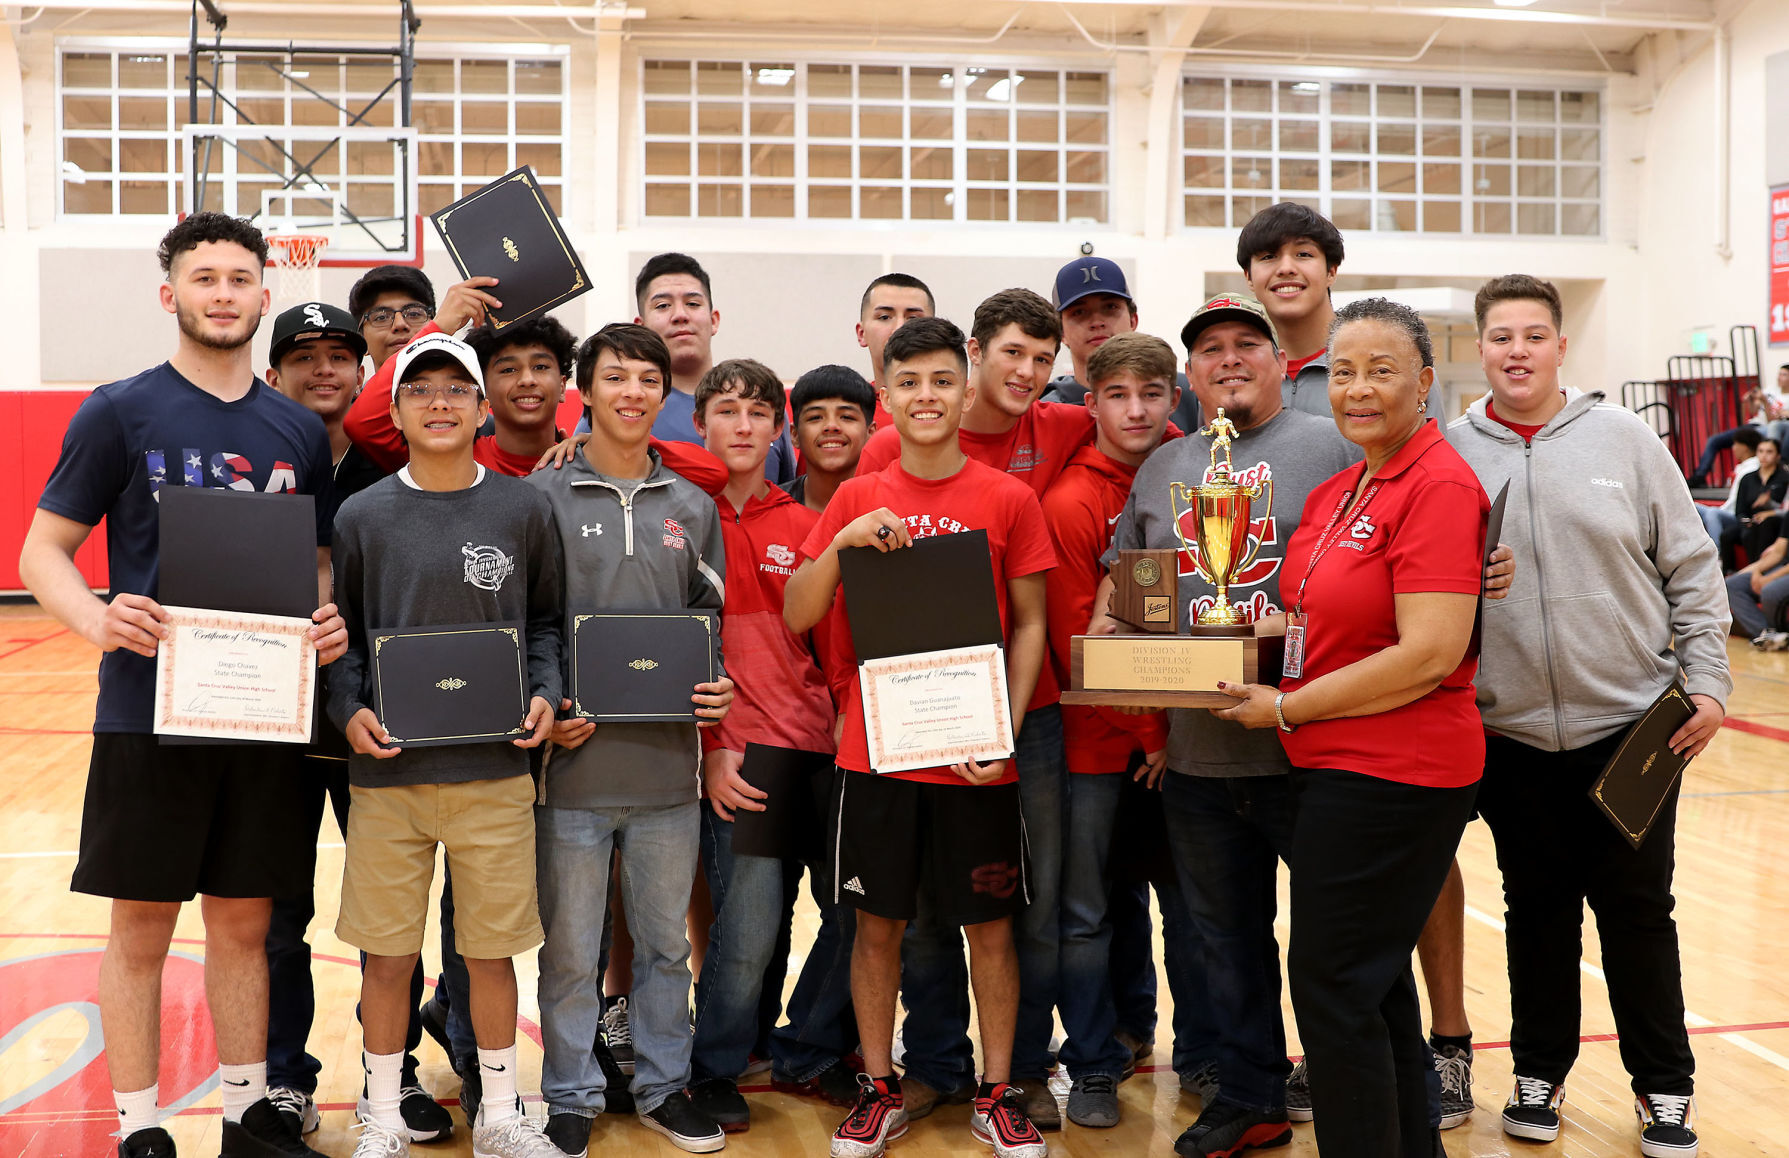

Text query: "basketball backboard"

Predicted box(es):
[180, 124, 421, 267]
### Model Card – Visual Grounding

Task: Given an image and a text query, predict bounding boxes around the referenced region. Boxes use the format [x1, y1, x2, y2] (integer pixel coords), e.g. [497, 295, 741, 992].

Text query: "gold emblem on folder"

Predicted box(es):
[629, 658, 659, 672]
[436, 677, 468, 691]
[502, 236, 519, 262]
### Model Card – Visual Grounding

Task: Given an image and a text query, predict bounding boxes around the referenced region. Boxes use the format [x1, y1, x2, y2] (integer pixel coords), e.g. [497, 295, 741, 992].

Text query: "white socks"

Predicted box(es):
[476, 1045, 520, 1125]
[218, 1061, 266, 1124]
[115, 1084, 159, 1136]
[362, 1049, 406, 1130]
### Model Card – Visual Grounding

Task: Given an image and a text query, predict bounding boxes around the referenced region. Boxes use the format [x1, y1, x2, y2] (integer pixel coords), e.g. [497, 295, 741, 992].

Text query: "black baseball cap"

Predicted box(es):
[269, 301, 368, 366]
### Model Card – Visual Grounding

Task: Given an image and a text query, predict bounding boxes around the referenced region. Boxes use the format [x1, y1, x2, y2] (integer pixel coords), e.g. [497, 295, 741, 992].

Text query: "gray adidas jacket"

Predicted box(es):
[525, 447, 726, 808]
[1444, 389, 1731, 752]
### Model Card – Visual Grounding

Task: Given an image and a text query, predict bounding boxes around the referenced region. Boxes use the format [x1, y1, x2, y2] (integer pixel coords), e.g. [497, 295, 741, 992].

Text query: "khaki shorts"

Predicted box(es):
[337, 774, 543, 959]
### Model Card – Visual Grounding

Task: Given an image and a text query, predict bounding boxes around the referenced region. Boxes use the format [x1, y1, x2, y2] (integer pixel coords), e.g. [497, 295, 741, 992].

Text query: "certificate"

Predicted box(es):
[569, 610, 718, 722]
[429, 165, 591, 330]
[858, 644, 1015, 774]
[153, 607, 317, 743]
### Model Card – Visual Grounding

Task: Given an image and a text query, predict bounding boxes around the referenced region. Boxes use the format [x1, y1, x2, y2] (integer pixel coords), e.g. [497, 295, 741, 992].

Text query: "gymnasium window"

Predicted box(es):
[56, 43, 569, 219]
[1181, 75, 1602, 237]
[640, 60, 1112, 224]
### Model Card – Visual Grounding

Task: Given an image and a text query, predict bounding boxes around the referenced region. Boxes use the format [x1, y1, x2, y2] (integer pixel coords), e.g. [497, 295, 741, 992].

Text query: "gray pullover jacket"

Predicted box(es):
[1445, 389, 1731, 751]
[525, 447, 726, 808]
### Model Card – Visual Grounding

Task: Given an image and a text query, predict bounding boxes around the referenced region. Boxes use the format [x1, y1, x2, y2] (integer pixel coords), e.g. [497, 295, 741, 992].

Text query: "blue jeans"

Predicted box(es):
[692, 808, 791, 1082]
[1057, 773, 1134, 1080]
[900, 705, 1065, 1086]
[266, 759, 353, 1093]
[769, 869, 858, 1082]
[537, 801, 700, 1117]
[1727, 568, 1789, 638]
[1162, 772, 1295, 1111]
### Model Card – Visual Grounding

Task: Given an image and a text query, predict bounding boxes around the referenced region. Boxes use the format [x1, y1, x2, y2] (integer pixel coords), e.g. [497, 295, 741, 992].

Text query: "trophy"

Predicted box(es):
[1064, 409, 1277, 708]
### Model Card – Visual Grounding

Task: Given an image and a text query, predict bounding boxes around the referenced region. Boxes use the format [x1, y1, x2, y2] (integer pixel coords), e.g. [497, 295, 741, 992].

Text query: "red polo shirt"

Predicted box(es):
[1278, 419, 1489, 787]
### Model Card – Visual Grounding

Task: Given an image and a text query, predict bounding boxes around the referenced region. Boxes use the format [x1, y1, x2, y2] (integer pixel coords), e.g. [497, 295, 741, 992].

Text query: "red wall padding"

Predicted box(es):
[4, 390, 109, 592]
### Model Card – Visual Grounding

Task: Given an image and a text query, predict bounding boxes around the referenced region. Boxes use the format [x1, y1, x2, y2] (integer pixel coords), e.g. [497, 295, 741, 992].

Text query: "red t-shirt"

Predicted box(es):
[1285, 350, 1325, 380]
[1279, 419, 1489, 787]
[855, 401, 1096, 500]
[799, 457, 1057, 786]
[1485, 396, 1555, 443]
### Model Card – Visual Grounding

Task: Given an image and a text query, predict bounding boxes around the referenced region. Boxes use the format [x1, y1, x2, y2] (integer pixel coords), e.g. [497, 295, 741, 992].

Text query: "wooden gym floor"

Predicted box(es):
[1, 602, 1785, 1158]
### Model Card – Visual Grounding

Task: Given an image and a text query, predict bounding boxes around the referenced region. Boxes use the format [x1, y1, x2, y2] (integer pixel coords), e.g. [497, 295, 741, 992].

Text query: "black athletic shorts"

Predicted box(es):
[72, 732, 316, 903]
[829, 770, 1029, 926]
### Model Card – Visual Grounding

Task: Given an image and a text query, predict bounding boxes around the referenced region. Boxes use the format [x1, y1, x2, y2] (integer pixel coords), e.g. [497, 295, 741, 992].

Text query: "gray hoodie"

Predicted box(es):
[525, 447, 727, 808]
[1444, 389, 1731, 752]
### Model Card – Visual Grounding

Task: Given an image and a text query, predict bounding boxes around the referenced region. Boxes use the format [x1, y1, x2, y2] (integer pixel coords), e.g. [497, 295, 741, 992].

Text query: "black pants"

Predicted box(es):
[1287, 767, 1476, 1158]
[1477, 734, 1695, 1095]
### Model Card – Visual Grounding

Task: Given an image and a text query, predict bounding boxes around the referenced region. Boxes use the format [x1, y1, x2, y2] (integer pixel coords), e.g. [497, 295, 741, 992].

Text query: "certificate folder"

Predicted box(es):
[158, 487, 317, 618]
[1590, 682, 1697, 849]
[731, 744, 835, 860]
[372, 622, 528, 747]
[838, 530, 1002, 661]
[570, 610, 718, 722]
[428, 166, 591, 330]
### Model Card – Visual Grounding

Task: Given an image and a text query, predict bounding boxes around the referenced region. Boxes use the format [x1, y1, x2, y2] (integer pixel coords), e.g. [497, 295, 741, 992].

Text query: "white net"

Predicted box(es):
[267, 233, 329, 305]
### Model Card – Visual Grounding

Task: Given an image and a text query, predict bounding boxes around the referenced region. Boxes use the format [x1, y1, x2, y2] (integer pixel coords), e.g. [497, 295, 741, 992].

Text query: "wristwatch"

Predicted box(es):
[1274, 692, 1297, 734]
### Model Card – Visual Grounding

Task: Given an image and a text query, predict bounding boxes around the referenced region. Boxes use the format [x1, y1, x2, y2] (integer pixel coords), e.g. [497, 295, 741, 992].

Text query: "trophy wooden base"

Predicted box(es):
[1062, 627, 1280, 708]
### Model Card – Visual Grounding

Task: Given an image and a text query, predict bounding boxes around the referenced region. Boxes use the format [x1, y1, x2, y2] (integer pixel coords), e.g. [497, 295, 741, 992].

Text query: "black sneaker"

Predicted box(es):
[639, 1091, 726, 1154]
[119, 1127, 177, 1158]
[544, 1112, 593, 1158]
[1501, 1076, 1565, 1142]
[592, 1031, 636, 1116]
[1173, 1098, 1293, 1158]
[603, 996, 636, 1076]
[266, 1087, 319, 1136]
[1284, 1060, 1311, 1123]
[690, 1077, 750, 1133]
[456, 1066, 483, 1130]
[773, 1058, 867, 1107]
[419, 997, 452, 1058]
[1066, 1074, 1120, 1128]
[222, 1098, 326, 1157]
[1635, 1094, 1698, 1158]
[1433, 1043, 1474, 1129]
[358, 1085, 453, 1142]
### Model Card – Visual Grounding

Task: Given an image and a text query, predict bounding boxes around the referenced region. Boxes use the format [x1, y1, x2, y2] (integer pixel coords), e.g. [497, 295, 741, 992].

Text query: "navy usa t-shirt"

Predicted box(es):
[37, 362, 334, 733]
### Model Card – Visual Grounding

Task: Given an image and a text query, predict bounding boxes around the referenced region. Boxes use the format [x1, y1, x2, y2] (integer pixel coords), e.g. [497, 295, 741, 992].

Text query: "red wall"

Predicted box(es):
[2, 391, 109, 592]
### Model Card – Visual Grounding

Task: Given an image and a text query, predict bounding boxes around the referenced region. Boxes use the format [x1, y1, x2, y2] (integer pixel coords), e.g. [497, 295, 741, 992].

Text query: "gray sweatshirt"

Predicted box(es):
[328, 470, 565, 788]
[1104, 407, 1361, 777]
[1282, 348, 1331, 420]
[1445, 389, 1732, 751]
[525, 447, 727, 809]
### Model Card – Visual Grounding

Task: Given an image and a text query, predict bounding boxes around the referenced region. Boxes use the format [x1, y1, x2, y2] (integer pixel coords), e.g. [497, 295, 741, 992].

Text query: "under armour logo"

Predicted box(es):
[581, 523, 603, 537]
[303, 303, 327, 328]
[1082, 266, 1101, 283]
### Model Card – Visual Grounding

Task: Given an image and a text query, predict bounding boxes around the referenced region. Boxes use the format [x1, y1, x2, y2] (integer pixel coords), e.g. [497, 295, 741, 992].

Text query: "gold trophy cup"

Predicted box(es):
[1169, 409, 1273, 629]
[1064, 408, 1276, 707]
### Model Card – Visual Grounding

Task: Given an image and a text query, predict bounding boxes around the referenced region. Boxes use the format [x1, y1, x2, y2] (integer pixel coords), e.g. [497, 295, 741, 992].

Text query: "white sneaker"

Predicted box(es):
[1752, 630, 1789, 651]
[473, 1109, 564, 1158]
[351, 1117, 411, 1158]
[267, 1086, 320, 1135]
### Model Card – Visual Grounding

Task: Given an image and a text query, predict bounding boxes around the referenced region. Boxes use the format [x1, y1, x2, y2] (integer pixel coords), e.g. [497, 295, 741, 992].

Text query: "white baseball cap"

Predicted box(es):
[390, 332, 485, 399]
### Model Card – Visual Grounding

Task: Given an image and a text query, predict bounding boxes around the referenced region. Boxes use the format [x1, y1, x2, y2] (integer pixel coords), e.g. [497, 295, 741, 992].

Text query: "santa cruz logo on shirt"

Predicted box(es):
[1007, 443, 1041, 474]
[1174, 459, 1282, 597]
[145, 449, 299, 498]
[762, 542, 797, 576]
[663, 517, 687, 551]
[1348, 514, 1378, 542]
[462, 543, 516, 591]
[897, 513, 972, 539]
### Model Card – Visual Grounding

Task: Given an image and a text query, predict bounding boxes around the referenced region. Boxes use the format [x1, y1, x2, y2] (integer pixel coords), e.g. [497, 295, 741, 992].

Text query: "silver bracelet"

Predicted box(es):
[1274, 691, 1296, 734]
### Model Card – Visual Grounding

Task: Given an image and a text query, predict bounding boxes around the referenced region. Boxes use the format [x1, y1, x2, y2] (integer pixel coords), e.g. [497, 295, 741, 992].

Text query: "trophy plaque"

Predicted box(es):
[1065, 409, 1278, 708]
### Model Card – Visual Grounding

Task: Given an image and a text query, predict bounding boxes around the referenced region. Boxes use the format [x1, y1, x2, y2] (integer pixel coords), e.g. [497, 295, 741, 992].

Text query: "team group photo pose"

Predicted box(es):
[2, 6, 1784, 1158]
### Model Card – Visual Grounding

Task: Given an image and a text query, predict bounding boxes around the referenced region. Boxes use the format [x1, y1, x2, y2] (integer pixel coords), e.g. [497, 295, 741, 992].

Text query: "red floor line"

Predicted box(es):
[1720, 716, 1789, 744]
[0, 628, 70, 662]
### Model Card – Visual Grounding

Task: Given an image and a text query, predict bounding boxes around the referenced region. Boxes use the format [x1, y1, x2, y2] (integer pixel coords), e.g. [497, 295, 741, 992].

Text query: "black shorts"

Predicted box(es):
[829, 771, 1029, 926]
[73, 733, 316, 903]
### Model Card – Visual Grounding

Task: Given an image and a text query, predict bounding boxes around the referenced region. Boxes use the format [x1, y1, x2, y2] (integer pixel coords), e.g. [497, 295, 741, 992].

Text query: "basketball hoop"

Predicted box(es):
[267, 233, 329, 305]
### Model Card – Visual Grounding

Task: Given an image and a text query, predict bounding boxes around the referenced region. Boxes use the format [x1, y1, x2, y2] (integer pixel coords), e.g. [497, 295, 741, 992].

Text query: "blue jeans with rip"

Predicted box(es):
[1161, 771, 1296, 1111]
[537, 801, 700, 1118]
[899, 705, 1065, 1087]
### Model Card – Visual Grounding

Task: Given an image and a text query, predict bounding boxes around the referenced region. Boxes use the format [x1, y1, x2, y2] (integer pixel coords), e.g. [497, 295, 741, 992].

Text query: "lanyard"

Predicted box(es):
[1291, 478, 1382, 618]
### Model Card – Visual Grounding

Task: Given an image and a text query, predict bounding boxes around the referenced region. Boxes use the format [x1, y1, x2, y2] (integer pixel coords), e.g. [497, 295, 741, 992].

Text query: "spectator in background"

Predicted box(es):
[1696, 426, 1761, 571]
[1687, 364, 1789, 488]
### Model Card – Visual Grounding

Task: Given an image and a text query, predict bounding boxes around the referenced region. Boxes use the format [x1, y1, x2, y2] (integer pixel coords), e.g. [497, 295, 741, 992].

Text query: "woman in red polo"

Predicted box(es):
[1216, 297, 1489, 1158]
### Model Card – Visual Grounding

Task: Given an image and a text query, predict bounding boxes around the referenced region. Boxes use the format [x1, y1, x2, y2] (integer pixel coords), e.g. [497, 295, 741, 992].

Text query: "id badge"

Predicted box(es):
[1283, 615, 1306, 681]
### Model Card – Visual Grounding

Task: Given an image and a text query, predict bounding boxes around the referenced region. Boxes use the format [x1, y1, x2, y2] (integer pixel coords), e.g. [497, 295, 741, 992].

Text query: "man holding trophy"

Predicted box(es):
[1086, 295, 1358, 1158]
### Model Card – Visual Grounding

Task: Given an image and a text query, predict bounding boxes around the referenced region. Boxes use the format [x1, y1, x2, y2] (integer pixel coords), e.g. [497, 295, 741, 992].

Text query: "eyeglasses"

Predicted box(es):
[396, 382, 479, 404]
[362, 305, 434, 329]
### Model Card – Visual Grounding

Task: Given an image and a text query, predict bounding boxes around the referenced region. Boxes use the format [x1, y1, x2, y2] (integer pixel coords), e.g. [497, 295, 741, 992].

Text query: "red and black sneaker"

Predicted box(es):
[831, 1074, 907, 1158]
[970, 1084, 1047, 1158]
